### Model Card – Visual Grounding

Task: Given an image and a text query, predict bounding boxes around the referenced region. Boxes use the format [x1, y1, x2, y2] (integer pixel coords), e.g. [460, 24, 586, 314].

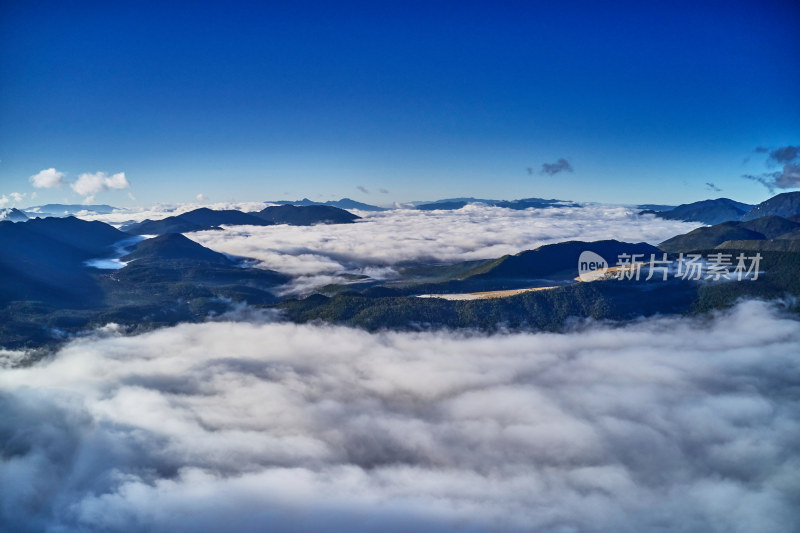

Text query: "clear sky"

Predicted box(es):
[1, 0, 798, 207]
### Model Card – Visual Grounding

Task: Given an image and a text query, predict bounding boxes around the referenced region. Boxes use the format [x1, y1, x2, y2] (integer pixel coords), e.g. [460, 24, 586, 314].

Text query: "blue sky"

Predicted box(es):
[1, 0, 798, 207]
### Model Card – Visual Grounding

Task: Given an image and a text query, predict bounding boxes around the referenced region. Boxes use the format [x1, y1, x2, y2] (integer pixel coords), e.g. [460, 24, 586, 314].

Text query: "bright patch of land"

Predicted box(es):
[416, 286, 559, 301]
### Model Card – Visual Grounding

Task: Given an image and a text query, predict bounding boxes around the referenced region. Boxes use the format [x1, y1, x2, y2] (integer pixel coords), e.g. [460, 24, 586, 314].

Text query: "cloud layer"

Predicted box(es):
[0, 300, 798, 532]
[185, 204, 701, 292]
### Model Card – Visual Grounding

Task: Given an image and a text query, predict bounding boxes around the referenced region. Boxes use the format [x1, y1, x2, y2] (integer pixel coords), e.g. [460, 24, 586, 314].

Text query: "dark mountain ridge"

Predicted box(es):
[123, 205, 359, 235]
[379, 240, 662, 295]
[645, 192, 800, 226]
[741, 192, 800, 221]
[658, 215, 800, 253]
[254, 205, 360, 225]
[645, 198, 754, 225]
[0, 218, 291, 348]
[0, 217, 127, 306]
[122, 208, 270, 235]
[267, 197, 386, 211]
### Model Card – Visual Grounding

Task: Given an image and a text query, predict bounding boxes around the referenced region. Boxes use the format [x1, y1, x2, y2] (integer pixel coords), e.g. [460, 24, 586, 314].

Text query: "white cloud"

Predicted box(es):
[0, 300, 798, 532]
[196, 193, 208, 202]
[29, 168, 65, 188]
[0, 192, 25, 206]
[71, 171, 130, 197]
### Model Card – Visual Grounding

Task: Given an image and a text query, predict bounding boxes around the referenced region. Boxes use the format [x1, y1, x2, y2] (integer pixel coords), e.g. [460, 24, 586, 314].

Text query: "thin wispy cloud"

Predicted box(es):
[705, 182, 721, 192]
[758, 145, 800, 165]
[357, 185, 369, 194]
[540, 158, 574, 176]
[744, 144, 800, 192]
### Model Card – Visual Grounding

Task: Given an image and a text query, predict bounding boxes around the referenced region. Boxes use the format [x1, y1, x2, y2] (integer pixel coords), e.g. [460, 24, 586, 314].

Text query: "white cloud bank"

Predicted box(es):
[185, 204, 702, 292]
[1, 300, 798, 532]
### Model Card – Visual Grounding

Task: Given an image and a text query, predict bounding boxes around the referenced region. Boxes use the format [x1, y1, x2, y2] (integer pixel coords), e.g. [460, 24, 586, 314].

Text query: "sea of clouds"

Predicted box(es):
[1, 299, 798, 532]
[80, 202, 701, 293]
[82, 203, 703, 293]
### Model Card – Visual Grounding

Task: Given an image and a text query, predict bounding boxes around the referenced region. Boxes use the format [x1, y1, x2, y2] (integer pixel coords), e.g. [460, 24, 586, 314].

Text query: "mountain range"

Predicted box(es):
[642, 192, 800, 225]
[740, 192, 800, 221]
[123, 205, 360, 235]
[254, 205, 361, 225]
[2, 191, 799, 350]
[23, 204, 117, 217]
[659, 215, 800, 253]
[641, 198, 754, 225]
[267, 197, 387, 211]
[0, 217, 289, 348]
[415, 197, 581, 210]
[0, 216, 126, 307]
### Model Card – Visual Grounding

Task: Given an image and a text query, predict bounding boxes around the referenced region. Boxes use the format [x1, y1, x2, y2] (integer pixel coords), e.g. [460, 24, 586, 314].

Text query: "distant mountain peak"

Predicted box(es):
[123, 205, 359, 235]
[266, 198, 386, 211]
[24, 204, 116, 217]
[0, 208, 28, 222]
[741, 191, 800, 221]
[645, 197, 754, 225]
[657, 214, 800, 252]
[254, 205, 360, 225]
